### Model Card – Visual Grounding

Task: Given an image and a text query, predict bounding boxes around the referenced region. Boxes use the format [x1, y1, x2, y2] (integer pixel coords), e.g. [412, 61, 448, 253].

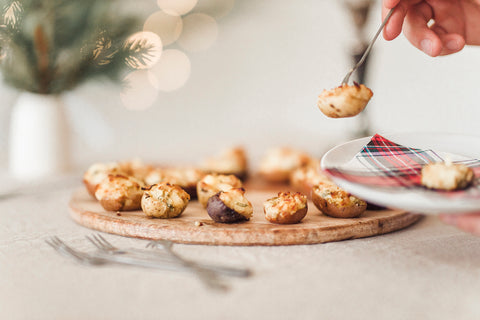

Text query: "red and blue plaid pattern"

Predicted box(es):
[324, 134, 480, 198]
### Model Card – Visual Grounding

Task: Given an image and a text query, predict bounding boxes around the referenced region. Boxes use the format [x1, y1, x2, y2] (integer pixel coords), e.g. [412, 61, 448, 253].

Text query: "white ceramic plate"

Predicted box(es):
[321, 132, 480, 214]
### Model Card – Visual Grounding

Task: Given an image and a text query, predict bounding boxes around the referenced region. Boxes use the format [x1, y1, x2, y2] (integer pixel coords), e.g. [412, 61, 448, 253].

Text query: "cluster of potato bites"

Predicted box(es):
[83, 147, 370, 225]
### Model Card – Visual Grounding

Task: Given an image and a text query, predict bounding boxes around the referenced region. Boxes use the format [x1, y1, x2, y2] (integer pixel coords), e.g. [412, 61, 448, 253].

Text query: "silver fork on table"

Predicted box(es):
[147, 240, 228, 290]
[47, 236, 227, 291]
[147, 240, 230, 290]
[46, 236, 114, 266]
[87, 233, 251, 278]
[85, 234, 226, 290]
[47, 236, 167, 268]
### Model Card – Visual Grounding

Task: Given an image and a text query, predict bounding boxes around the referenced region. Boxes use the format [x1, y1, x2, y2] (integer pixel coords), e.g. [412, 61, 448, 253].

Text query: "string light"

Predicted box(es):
[121, 1, 235, 109]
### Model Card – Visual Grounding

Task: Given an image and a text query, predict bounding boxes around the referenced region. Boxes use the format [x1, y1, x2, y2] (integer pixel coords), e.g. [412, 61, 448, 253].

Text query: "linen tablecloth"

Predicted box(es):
[2, 173, 480, 320]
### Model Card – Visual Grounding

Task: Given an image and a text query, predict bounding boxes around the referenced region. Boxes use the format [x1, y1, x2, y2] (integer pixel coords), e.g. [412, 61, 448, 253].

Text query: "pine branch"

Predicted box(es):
[3, 1, 21, 27]
[123, 37, 155, 69]
[0, 0, 151, 94]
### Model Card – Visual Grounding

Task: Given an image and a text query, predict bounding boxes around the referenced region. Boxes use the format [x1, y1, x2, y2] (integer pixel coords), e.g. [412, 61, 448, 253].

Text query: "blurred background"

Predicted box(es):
[0, 0, 479, 172]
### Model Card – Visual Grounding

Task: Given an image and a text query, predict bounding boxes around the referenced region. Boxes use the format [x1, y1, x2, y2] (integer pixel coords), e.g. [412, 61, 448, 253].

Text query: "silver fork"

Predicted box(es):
[86, 234, 228, 290]
[87, 233, 251, 278]
[147, 240, 251, 278]
[342, 8, 394, 84]
[46, 236, 110, 266]
[146, 240, 227, 291]
[86, 234, 137, 255]
[86, 234, 191, 268]
[46, 236, 197, 270]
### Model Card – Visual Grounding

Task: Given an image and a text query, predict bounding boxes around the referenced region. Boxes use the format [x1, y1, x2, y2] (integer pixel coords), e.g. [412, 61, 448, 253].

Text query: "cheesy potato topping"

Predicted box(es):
[141, 183, 190, 218]
[202, 147, 248, 177]
[95, 174, 144, 211]
[290, 165, 331, 191]
[145, 167, 205, 188]
[259, 147, 311, 182]
[197, 174, 243, 207]
[218, 188, 253, 218]
[421, 161, 474, 191]
[84, 162, 120, 185]
[318, 83, 373, 118]
[313, 183, 365, 208]
[144, 168, 169, 186]
[118, 158, 153, 182]
[264, 192, 308, 224]
[164, 167, 206, 187]
[83, 162, 126, 196]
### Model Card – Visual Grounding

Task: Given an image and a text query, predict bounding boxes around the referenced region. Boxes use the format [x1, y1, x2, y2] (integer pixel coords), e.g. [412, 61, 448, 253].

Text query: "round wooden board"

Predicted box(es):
[69, 181, 422, 246]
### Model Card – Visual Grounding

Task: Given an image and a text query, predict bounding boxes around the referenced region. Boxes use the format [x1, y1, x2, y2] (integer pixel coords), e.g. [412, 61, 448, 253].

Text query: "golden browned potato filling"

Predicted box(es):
[202, 147, 248, 175]
[313, 183, 365, 207]
[290, 165, 331, 188]
[318, 83, 373, 118]
[84, 162, 124, 187]
[421, 161, 474, 191]
[218, 188, 253, 218]
[95, 175, 143, 200]
[265, 192, 307, 214]
[94, 174, 145, 211]
[259, 147, 311, 173]
[145, 167, 205, 187]
[141, 183, 190, 218]
[197, 174, 243, 207]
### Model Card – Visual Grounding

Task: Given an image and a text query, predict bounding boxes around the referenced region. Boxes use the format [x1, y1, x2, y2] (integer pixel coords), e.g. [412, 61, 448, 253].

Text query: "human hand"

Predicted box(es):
[440, 212, 480, 236]
[382, 0, 480, 56]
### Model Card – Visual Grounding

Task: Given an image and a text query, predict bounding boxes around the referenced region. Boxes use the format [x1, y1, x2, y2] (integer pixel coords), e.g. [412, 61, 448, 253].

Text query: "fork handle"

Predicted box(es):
[113, 249, 251, 278]
[342, 7, 395, 84]
[195, 262, 251, 278]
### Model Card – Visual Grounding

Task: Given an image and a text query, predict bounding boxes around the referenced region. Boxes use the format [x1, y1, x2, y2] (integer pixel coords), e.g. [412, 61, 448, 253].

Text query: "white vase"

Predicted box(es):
[8, 92, 70, 180]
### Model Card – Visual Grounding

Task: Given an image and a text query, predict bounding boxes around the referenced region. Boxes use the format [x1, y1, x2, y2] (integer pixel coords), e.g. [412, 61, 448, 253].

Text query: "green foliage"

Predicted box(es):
[0, 0, 154, 94]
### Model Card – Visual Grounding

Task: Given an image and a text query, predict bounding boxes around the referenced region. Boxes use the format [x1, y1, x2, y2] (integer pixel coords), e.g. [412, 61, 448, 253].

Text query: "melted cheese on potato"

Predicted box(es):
[202, 147, 247, 175]
[290, 165, 331, 188]
[218, 188, 253, 218]
[95, 174, 144, 210]
[264, 192, 307, 217]
[318, 83, 373, 118]
[421, 162, 474, 190]
[313, 183, 365, 207]
[197, 174, 243, 207]
[259, 147, 310, 173]
[84, 162, 123, 187]
[141, 183, 190, 218]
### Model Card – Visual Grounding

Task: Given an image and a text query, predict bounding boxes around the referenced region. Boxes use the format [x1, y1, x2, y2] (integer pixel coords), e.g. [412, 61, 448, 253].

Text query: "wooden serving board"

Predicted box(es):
[69, 182, 421, 246]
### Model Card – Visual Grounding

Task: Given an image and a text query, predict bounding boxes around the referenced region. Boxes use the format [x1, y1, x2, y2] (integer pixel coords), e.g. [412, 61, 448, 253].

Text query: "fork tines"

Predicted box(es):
[86, 233, 115, 251]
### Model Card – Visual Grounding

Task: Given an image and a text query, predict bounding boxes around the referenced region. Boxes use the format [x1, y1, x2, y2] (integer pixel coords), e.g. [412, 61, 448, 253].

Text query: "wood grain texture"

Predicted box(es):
[69, 182, 422, 246]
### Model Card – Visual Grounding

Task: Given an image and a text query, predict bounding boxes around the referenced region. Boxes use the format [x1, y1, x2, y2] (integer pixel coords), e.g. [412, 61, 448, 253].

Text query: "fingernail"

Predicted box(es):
[446, 39, 460, 51]
[385, 22, 391, 35]
[440, 214, 457, 226]
[420, 39, 432, 55]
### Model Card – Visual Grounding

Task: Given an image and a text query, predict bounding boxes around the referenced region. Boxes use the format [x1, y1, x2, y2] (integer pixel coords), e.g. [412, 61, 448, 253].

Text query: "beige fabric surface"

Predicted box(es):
[2, 175, 480, 320]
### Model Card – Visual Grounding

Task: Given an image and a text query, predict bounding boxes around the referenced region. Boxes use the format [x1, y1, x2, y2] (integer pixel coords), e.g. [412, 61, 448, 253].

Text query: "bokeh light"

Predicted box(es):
[143, 10, 183, 47]
[194, 0, 235, 19]
[120, 70, 159, 110]
[125, 31, 162, 69]
[177, 13, 218, 52]
[157, 0, 198, 16]
[148, 49, 191, 92]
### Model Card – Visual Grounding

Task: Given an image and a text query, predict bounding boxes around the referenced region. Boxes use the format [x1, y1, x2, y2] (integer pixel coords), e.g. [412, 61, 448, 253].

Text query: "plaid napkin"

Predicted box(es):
[324, 134, 480, 199]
